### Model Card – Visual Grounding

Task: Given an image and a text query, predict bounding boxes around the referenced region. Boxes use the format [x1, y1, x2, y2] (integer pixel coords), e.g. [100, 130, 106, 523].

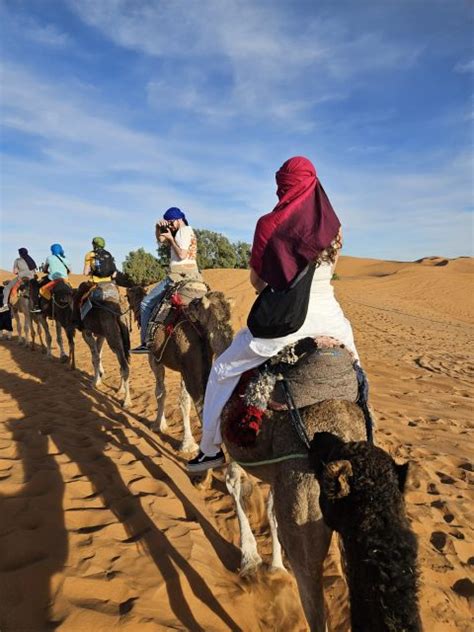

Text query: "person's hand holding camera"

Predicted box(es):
[156, 220, 173, 242]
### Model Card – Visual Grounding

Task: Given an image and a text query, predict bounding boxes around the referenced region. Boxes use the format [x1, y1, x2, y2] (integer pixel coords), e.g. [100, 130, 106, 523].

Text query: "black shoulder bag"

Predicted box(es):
[54, 254, 70, 275]
[247, 262, 316, 338]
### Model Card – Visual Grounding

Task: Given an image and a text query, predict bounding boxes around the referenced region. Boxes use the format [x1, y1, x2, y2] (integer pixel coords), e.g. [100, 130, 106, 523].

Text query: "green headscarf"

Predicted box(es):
[92, 236, 105, 249]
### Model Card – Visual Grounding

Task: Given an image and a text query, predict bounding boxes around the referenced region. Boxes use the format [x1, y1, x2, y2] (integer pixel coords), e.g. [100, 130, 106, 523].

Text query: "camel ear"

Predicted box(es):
[227, 297, 236, 309]
[324, 459, 353, 499]
[395, 462, 409, 493]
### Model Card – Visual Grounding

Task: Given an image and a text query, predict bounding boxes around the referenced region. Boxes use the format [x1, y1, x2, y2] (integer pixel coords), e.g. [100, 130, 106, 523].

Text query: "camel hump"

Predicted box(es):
[268, 337, 359, 409]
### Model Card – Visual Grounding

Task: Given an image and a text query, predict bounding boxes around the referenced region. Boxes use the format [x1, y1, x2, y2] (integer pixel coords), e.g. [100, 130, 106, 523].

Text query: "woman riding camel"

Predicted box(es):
[187, 156, 360, 472]
[31, 244, 71, 313]
[131, 206, 200, 354]
[0, 248, 38, 313]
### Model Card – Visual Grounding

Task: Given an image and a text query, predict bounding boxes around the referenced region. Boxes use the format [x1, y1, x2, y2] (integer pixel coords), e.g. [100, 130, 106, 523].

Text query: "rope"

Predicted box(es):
[154, 315, 202, 363]
[90, 300, 132, 318]
[234, 453, 307, 467]
[281, 378, 312, 449]
[345, 298, 474, 330]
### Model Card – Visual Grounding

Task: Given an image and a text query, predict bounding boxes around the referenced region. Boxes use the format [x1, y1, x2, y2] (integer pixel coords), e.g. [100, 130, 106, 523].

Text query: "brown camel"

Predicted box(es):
[181, 298, 371, 632]
[77, 282, 131, 407]
[30, 278, 76, 368]
[128, 286, 376, 631]
[127, 285, 232, 452]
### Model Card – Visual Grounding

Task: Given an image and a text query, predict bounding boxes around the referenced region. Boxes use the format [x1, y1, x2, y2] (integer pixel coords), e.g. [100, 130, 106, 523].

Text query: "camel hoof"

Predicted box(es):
[239, 555, 263, 578]
[152, 420, 168, 433]
[60, 354, 69, 363]
[180, 440, 199, 454]
[189, 469, 213, 489]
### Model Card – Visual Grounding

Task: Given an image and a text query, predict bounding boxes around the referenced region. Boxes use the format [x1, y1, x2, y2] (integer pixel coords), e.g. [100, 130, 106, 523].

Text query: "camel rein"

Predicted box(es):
[154, 314, 202, 363]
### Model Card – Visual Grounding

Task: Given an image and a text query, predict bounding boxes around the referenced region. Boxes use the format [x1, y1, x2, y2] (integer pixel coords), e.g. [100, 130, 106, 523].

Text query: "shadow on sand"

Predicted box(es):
[0, 340, 242, 631]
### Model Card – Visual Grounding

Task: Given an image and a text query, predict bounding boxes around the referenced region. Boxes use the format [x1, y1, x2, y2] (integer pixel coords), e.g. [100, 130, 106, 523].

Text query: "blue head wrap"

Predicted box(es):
[163, 207, 186, 222]
[51, 243, 65, 257]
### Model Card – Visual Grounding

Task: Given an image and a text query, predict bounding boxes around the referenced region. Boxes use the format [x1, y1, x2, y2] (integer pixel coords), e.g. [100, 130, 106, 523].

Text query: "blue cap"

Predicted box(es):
[163, 207, 186, 221]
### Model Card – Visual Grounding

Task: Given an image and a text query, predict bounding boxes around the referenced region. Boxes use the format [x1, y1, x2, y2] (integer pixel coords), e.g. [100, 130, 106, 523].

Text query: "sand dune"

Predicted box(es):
[0, 256, 473, 631]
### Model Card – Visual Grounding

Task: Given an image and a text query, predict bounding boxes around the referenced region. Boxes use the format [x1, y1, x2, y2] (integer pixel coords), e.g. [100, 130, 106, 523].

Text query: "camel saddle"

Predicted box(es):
[80, 282, 120, 320]
[146, 278, 208, 345]
[262, 337, 359, 411]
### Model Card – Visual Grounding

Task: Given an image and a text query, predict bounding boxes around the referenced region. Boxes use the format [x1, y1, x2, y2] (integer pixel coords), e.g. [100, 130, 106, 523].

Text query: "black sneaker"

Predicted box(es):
[131, 344, 149, 354]
[30, 306, 42, 313]
[187, 450, 225, 473]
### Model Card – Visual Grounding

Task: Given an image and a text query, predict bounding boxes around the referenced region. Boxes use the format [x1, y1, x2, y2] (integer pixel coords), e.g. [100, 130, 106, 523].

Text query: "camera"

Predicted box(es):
[157, 222, 172, 234]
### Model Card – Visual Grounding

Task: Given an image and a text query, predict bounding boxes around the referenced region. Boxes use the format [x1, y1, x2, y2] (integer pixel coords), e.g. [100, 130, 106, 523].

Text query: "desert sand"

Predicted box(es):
[0, 256, 472, 631]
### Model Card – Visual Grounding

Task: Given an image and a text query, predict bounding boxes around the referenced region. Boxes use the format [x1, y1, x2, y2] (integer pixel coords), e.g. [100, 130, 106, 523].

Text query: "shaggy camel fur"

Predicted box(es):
[127, 286, 233, 452]
[77, 282, 131, 407]
[309, 432, 421, 632]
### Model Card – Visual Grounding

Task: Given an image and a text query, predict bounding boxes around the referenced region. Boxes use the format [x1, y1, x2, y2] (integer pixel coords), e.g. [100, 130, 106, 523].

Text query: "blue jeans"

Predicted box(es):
[140, 277, 171, 344]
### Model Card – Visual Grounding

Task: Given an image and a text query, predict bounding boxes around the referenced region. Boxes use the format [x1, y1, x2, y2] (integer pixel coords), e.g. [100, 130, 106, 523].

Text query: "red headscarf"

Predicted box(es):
[250, 156, 341, 290]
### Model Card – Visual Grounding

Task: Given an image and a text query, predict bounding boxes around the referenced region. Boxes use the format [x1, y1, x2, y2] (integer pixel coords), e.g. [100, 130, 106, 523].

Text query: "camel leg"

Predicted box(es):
[41, 317, 53, 358]
[97, 336, 106, 379]
[273, 474, 332, 632]
[29, 313, 36, 350]
[13, 310, 23, 344]
[179, 378, 198, 453]
[55, 321, 68, 361]
[23, 310, 31, 348]
[66, 327, 75, 370]
[149, 357, 168, 432]
[82, 331, 102, 386]
[225, 463, 262, 576]
[106, 331, 131, 409]
[32, 316, 43, 352]
[267, 490, 286, 572]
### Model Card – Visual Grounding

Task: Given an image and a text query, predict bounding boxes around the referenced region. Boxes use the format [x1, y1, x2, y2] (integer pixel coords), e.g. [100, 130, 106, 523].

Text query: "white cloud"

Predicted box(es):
[68, 0, 421, 127]
[454, 59, 474, 73]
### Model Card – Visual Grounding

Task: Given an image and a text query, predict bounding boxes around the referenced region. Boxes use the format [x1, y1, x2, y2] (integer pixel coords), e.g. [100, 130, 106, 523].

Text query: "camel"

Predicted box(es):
[31, 279, 77, 368]
[77, 282, 131, 408]
[127, 285, 379, 631]
[309, 432, 421, 632]
[10, 282, 53, 355]
[126, 286, 232, 452]
[178, 298, 376, 632]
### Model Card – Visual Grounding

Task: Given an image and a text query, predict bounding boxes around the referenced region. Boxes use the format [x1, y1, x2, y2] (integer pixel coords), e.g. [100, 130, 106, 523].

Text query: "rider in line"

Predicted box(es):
[83, 236, 116, 283]
[131, 207, 200, 354]
[0, 248, 38, 312]
[31, 244, 71, 313]
[187, 156, 359, 472]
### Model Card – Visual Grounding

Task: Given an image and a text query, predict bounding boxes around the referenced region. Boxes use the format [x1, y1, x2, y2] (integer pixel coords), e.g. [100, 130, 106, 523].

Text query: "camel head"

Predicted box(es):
[309, 432, 409, 532]
[126, 286, 147, 327]
[187, 291, 234, 356]
[52, 280, 74, 308]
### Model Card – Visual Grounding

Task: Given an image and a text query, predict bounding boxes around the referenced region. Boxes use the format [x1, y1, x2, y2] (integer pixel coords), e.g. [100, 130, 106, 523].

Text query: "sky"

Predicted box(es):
[0, 0, 473, 272]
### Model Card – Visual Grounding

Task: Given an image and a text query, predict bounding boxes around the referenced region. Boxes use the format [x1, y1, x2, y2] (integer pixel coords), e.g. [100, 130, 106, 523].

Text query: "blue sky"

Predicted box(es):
[0, 0, 472, 272]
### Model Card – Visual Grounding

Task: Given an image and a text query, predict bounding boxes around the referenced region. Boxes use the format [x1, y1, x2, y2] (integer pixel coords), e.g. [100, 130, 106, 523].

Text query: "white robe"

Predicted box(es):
[200, 261, 359, 454]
